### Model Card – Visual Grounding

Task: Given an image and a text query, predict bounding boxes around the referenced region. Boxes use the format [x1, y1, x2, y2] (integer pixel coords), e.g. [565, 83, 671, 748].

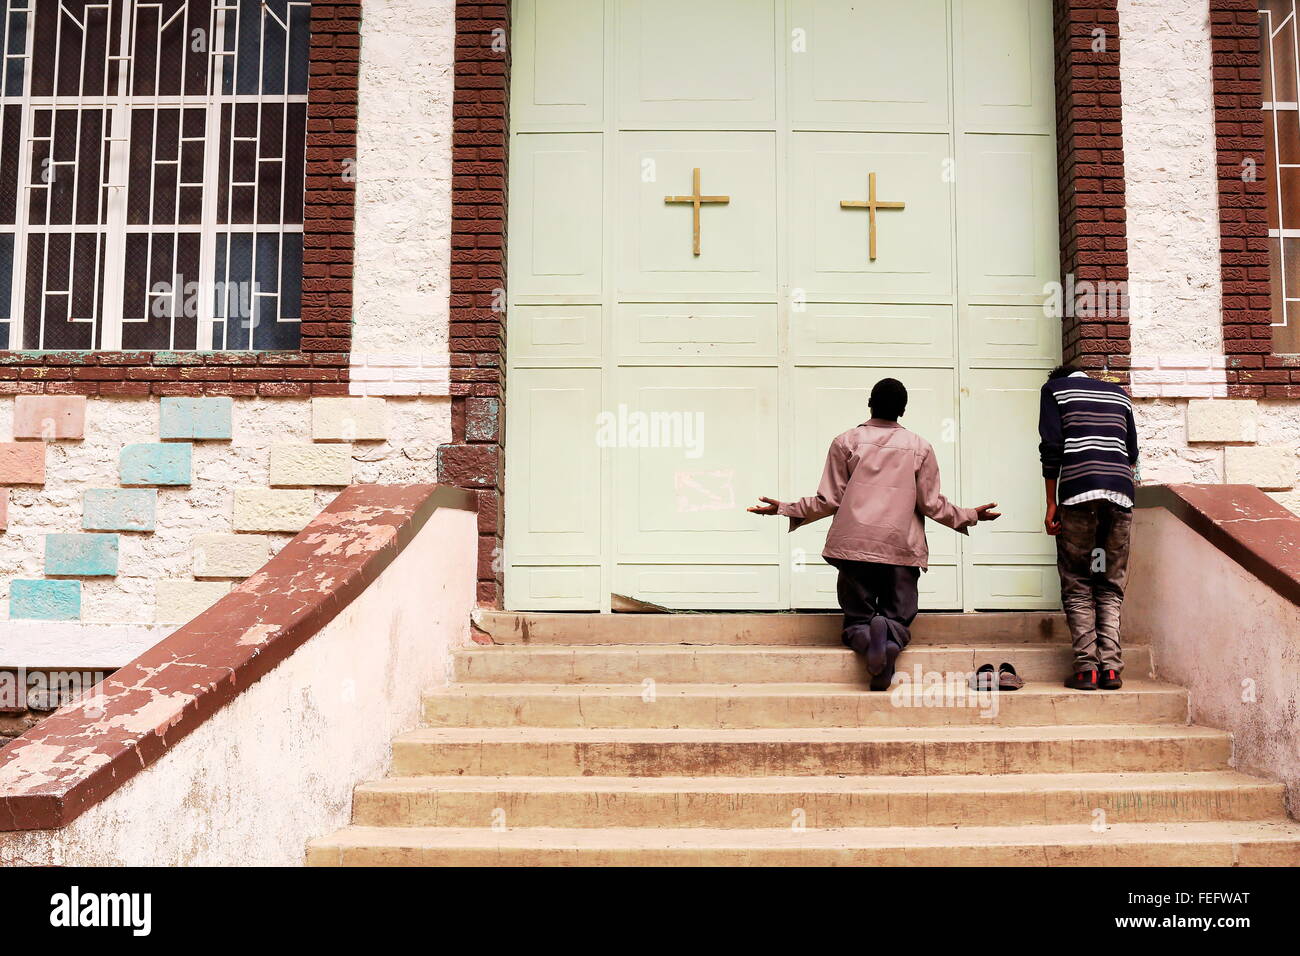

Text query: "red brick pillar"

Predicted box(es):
[1053, 0, 1132, 381]
[440, 2, 510, 607]
[1209, 0, 1276, 395]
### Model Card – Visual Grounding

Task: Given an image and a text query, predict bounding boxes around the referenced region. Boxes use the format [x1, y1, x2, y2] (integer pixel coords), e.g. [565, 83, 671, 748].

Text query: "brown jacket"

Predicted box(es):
[778, 419, 977, 569]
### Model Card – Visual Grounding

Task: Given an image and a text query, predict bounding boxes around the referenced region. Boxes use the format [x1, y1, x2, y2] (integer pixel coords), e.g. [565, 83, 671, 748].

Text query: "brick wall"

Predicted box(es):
[1209, 0, 1290, 397]
[439, 2, 509, 607]
[1053, 0, 1132, 382]
[0, 1, 361, 398]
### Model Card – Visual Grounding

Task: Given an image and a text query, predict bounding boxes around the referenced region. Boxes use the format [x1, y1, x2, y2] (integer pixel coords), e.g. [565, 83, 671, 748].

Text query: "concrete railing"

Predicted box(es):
[0, 483, 477, 865]
[1128, 483, 1300, 817]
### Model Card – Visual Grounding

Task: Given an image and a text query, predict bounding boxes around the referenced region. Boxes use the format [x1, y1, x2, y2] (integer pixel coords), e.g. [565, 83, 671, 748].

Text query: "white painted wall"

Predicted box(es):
[1118, 0, 1224, 357]
[352, 0, 457, 357]
[1126, 508, 1300, 816]
[0, 504, 477, 866]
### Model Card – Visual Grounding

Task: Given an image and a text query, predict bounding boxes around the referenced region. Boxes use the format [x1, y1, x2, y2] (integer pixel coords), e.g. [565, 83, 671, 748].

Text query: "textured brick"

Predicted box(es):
[232, 488, 317, 532]
[82, 488, 157, 532]
[159, 396, 234, 440]
[9, 580, 80, 621]
[1186, 399, 1257, 443]
[192, 534, 270, 578]
[154, 580, 231, 623]
[12, 395, 87, 440]
[0, 442, 46, 484]
[120, 443, 192, 486]
[45, 533, 120, 577]
[1224, 445, 1297, 489]
[269, 444, 353, 486]
[311, 397, 387, 441]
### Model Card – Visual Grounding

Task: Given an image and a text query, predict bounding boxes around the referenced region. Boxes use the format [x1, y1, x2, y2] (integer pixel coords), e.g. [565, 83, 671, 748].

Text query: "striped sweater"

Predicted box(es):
[1038, 374, 1138, 504]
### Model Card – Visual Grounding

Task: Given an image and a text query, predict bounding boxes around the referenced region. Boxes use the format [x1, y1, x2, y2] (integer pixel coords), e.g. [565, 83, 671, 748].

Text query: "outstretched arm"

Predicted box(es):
[916, 445, 995, 533]
[747, 438, 850, 531]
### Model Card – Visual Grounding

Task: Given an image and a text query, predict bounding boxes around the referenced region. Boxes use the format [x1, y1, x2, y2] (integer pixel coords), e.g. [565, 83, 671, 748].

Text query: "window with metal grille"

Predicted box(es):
[0, 0, 310, 351]
[1262, 0, 1300, 353]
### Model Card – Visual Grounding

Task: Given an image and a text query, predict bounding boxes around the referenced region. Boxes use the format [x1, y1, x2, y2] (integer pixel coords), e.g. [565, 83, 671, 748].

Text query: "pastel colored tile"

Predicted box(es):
[0, 442, 46, 484]
[232, 488, 316, 532]
[192, 533, 269, 578]
[159, 397, 233, 441]
[82, 488, 157, 532]
[311, 397, 388, 441]
[155, 580, 231, 623]
[45, 533, 120, 577]
[10, 580, 80, 621]
[269, 444, 353, 487]
[120, 443, 192, 486]
[13, 395, 87, 440]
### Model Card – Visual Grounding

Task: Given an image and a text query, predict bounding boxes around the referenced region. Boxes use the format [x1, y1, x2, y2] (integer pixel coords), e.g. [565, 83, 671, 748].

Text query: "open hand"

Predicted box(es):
[747, 496, 781, 516]
[975, 502, 1001, 522]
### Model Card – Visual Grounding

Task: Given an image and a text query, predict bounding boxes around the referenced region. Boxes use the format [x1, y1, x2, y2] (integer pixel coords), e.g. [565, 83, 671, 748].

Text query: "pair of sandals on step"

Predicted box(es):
[969, 662, 1025, 692]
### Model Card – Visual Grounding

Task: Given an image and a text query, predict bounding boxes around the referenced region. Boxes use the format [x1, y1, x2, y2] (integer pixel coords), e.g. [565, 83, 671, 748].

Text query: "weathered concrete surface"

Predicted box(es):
[0, 485, 476, 865]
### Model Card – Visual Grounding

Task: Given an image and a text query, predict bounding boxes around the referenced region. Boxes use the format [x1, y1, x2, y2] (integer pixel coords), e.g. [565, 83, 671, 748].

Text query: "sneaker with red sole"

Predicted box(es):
[1064, 670, 1098, 690]
[1099, 669, 1123, 690]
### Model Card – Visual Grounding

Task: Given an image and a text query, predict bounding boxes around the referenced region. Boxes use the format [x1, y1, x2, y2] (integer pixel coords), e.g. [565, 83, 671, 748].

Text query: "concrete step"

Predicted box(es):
[478, 610, 1070, 646]
[306, 820, 1300, 866]
[352, 770, 1286, 829]
[453, 643, 1151, 684]
[422, 680, 1187, 728]
[390, 724, 1232, 777]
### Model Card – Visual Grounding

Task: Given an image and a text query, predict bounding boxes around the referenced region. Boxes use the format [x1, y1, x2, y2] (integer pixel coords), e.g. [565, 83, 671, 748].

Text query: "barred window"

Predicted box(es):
[0, 0, 310, 351]
[1262, 0, 1300, 353]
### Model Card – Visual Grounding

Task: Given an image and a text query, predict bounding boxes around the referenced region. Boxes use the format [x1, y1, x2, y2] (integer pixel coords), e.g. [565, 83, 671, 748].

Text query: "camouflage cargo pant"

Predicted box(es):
[1056, 499, 1132, 673]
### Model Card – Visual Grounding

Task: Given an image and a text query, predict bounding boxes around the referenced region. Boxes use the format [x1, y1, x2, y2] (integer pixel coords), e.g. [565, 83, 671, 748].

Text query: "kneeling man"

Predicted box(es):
[749, 378, 999, 690]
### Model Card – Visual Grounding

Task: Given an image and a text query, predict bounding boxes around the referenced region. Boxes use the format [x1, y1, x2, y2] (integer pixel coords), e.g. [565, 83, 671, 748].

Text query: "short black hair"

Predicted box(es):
[869, 378, 908, 421]
[1048, 364, 1081, 381]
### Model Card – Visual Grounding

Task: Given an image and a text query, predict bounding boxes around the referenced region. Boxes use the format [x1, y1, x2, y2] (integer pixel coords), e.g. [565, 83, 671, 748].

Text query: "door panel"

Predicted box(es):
[509, 133, 604, 296]
[791, 303, 955, 365]
[509, 304, 604, 366]
[616, 302, 779, 361]
[788, 0, 950, 131]
[614, 366, 780, 562]
[954, 0, 1055, 134]
[506, 368, 604, 562]
[617, 0, 776, 127]
[512, 0, 605, 128]
[960, 367, 1059, 608]
[618, 132, 778, 297]
[789, 132, 954, 299]
[959, 133, 1058, 299]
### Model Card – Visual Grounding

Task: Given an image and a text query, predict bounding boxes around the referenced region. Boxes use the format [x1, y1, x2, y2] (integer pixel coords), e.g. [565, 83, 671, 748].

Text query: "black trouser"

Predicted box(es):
[825, 557, 921, 657]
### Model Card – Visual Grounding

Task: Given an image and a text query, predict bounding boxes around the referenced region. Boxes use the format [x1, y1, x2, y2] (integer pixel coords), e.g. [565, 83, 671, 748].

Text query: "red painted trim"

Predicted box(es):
[0, 483, 475, 832]
[0, 0, 362, 397]
[1135, 483, 1300, 606]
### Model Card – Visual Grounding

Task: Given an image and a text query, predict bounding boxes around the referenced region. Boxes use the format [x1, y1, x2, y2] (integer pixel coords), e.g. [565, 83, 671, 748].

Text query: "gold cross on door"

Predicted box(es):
[840, 172, 906, 261]
[664, 167, 730, 256]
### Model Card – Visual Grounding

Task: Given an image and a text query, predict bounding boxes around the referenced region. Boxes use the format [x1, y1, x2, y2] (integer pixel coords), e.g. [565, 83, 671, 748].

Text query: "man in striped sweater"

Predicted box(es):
[1038, 365, 1139, 691]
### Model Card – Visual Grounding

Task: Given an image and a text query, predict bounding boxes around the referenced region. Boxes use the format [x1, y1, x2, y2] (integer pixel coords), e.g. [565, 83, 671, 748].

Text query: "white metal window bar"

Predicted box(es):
[0, 0, 310, 351]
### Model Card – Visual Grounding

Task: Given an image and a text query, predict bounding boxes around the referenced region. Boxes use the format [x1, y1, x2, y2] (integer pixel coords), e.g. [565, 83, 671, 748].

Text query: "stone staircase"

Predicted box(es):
[307, 611, 1300, 866]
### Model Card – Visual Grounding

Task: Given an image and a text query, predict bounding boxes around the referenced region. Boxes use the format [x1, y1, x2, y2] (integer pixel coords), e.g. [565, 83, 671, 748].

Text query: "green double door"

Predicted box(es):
[504, 0, 1062, 610]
